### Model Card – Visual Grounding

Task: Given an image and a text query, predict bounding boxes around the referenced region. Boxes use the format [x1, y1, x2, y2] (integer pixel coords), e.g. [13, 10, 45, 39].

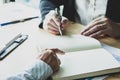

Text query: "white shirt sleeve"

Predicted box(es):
[4, 59, 53, 80]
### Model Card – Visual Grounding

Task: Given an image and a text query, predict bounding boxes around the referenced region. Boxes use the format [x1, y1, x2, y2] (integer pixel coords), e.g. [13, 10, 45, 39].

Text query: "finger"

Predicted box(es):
[82, 23, 106, 36]
[57, 58, 61, 65]
[45, 14, 59, 31]
[81, 21, 105, 34]
[81, 17, 106, 34]
[48, 29, 59, 35]
[46, 55, 52, 63]
[39, 49, 60, 73]
[42, 49, 61, 72]
[54, 11, 68, 31]
[49, 12, 63, 35]
[61, 18, 69, 29]
[49, 18, 60, 30]
[47, 23, 59, 32]
[47, 23, 60, 34]
[89, 29, 107, 38]
[39, 51, 50, 61]
[54, 14, 61, 26]
[44, 49, 59, 64]
[49, 49, 62, 65]
[89, 16, 108, 28]
[45, 10, 60, 31]
[52, 16, 62, 35]
[50, 10, 61, 28]
[39, 50, 53, 62]
[51, 54, 60, 72]
[53, 53, 61, 65]
[51, 48, 65, 55]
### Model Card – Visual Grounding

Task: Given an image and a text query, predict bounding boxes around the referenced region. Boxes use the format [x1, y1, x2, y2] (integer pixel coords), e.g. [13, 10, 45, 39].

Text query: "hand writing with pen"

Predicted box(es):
[43, 8, 120, 39]
[43, 8, 68, 35]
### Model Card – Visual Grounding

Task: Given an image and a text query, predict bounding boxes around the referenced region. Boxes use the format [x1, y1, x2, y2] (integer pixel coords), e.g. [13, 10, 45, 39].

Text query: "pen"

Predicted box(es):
[55, 8, 63, 36]
[0, 34, 28, 60]
[0, 16, 39, 26]
[0, 33, 21, 54]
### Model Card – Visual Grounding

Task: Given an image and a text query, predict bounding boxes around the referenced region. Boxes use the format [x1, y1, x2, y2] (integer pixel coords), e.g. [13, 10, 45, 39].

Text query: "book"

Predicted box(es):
[38, 32, 120, 80]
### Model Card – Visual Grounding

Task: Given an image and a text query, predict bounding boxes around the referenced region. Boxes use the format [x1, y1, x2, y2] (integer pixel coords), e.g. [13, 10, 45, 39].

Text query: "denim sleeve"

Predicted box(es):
[39, 0, 64, 28]
[39, 0, 56, 28]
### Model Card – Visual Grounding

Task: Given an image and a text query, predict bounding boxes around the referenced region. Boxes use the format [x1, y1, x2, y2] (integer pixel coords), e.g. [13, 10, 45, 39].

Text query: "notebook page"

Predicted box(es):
[38, 34, 102, 52]
[53, 48, 120, 80]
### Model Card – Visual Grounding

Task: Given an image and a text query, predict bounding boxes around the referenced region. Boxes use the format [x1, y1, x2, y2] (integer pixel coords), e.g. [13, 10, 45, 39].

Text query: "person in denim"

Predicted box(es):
[39, 0, 120, 38]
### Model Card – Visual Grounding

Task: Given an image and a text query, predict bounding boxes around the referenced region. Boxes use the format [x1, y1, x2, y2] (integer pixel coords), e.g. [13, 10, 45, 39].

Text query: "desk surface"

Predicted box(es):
[65, 22, 120, 49]
[0, 18, 120, 80]
[0, 19, 40, 77]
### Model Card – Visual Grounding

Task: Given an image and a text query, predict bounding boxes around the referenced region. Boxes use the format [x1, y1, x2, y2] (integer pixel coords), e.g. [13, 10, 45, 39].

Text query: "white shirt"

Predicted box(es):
[75, 0, 108, 26]
[3, 59, 53, 80]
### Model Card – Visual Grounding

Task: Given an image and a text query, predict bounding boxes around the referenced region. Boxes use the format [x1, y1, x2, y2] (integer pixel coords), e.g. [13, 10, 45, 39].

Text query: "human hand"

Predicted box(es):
[81, 16, 120, 38]
[38, 48, 65, 73]
[43, 10, 68, 35]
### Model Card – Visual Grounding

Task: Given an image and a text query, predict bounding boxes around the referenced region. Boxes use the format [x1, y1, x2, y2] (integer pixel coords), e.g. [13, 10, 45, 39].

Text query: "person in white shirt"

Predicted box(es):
[39, 0, 120, 38]
[3, 48, 64, 80]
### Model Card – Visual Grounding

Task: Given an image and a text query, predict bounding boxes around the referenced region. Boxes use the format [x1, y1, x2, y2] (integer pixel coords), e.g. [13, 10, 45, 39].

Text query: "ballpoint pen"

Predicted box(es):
[0, 16, 39, 27]
[0, 34, 28, 60]
[55, 8, 63, 36]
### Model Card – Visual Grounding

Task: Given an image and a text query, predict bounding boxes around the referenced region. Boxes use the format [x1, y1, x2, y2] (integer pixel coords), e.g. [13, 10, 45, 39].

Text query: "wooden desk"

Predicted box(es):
[0, 19, 120, 80]
[65, 22, 120, 49]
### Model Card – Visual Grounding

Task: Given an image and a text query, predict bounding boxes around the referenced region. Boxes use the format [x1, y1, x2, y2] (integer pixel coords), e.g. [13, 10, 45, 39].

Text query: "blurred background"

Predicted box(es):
[0, 0, 40, 9]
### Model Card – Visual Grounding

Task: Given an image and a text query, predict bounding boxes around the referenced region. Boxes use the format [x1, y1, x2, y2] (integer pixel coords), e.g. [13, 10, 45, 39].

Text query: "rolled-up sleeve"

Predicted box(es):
[4, 59, 53, 80]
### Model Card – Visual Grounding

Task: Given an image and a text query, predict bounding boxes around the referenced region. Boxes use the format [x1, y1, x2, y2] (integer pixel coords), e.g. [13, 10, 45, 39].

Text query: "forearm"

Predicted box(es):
[4, 60, 53, 80]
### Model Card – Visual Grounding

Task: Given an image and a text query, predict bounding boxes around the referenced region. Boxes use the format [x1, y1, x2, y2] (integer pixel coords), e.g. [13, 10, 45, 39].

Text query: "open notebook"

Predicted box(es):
[38, 33, 120, 80]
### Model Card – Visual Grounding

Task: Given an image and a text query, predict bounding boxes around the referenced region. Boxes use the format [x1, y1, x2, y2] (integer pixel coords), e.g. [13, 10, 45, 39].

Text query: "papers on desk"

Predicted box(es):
[0, 2, 40, 26]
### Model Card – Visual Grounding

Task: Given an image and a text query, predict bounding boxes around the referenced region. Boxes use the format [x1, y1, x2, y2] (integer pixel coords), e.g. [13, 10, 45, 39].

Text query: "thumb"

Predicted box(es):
[61, 17, 69, 28]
